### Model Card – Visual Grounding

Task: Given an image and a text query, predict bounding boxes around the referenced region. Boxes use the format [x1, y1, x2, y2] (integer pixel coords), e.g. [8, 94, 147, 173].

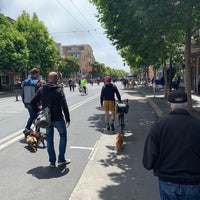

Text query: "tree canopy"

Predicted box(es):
[58, 56, 80, 79]
[90, 0, 200, 110]
[15, 11, 58, 75]
[0, 14, 28, 72]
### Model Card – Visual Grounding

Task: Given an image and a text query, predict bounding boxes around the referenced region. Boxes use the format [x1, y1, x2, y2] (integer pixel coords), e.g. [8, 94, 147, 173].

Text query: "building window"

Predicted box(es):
[1, 75, 9, 86]
[82, 55, 86, 61]
[71, 47, 77, 52]
[72, 53, 79, 59]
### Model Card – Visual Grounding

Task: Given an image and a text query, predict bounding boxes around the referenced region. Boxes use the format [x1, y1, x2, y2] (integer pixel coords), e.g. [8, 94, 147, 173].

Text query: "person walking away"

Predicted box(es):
[68, 78, 72, 91]
[131, 79, 136, 89]
[22, 68, 40, 133]
[143, 91, 200, 200]
[122, 78, 127, 89]
[80, 77, 87, 94]
[14, 78, 22, 101]
[100, 76, 121, 131]
[71, 79, 75, 91]
[31, 72, 71, 168]
[172, 74, 179, 90]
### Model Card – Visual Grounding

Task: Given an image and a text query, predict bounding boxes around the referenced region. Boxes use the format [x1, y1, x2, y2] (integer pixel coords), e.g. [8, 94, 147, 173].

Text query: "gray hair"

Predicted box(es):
[169, 102, 188, 110]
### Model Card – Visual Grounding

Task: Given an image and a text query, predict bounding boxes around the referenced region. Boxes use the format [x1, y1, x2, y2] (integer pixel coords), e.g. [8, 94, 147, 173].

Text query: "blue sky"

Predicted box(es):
[0, 0, 130, 72]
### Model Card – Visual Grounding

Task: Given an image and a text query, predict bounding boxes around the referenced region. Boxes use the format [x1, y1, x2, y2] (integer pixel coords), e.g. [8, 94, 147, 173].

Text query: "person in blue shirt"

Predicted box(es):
[22, 68, 40, 133]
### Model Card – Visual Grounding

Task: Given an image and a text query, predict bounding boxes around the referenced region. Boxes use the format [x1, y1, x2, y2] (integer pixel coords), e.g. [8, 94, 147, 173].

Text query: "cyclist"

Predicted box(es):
[80, 77, 87, 95]
[100, 76, 121, 131]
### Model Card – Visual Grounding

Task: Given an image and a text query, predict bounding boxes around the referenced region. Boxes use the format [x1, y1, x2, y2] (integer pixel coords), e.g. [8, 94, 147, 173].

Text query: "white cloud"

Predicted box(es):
[0, 0, 130, 72]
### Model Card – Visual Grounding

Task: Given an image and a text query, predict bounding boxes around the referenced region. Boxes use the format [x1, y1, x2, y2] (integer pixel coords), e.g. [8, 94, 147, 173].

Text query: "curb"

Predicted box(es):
[137, 87, 164, 118]
[147, 97, 164, 118]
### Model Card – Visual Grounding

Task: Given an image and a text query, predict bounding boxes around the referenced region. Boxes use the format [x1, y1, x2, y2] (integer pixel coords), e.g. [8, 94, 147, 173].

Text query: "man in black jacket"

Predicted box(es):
[143, 91, 200, 200]
[31, 72, 70, 167]
[100, 76, 121, 131]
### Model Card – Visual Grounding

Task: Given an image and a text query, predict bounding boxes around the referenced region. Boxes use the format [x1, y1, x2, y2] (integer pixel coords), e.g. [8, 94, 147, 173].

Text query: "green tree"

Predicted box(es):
[58, 56, 80, 79]
[0, 14, 28, 73]
[90, 0, 200, 110]
[90, 61, 106, 78]
[15, 11, 58, 75]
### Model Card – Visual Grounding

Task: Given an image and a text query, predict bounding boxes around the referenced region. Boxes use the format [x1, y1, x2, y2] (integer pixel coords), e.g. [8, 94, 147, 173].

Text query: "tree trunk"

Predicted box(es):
[163, 59, 168, 99]
[144, 65, 149, 87]
[184, 8, 192, 112]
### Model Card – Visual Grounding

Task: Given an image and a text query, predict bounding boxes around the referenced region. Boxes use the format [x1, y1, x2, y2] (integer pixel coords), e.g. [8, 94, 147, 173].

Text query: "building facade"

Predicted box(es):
[62, 44, 95, 76]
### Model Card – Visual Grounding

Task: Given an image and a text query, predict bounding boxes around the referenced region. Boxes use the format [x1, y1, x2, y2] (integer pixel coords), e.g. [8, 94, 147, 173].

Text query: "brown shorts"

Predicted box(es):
[103, 100, 115, 112]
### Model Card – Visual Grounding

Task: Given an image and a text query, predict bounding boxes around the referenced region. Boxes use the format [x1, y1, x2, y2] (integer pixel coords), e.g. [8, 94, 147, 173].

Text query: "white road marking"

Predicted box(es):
[0, 134, 23, 151]
[0, 94, 99, 151]
[0, 129, 24, 144]
[70, 146, 93, 150]
[88, 139, 99, 160]
[69, 94, 99, 112]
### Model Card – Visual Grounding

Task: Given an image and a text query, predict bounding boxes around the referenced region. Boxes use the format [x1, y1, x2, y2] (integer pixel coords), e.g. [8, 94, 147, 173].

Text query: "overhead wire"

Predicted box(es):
[69, 0, 97, 32]
[55, 0, 88, 32]
[54, 0, 112, 53]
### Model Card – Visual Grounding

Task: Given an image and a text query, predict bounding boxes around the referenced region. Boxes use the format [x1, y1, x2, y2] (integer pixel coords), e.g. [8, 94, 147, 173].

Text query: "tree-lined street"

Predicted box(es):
[0, 83, 160, 200]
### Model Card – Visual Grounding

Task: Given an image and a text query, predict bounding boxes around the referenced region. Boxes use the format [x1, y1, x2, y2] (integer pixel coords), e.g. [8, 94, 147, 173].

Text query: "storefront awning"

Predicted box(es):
[3, 70, 18, 76]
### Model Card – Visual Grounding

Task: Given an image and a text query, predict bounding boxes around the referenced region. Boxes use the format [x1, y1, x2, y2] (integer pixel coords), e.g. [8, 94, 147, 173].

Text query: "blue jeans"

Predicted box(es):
[25, 104, 37, 130]
[159, 179, 200, 200]
[46, 118, 67, 165]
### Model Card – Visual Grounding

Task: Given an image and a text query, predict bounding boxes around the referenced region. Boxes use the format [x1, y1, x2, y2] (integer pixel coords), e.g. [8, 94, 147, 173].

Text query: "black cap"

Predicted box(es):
[168, 91, 187, 103]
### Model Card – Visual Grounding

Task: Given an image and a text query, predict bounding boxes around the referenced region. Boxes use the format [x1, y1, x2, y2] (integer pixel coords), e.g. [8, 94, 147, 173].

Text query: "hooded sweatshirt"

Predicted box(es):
[100, 82, 121, 105]
[31, 83, 70, 123]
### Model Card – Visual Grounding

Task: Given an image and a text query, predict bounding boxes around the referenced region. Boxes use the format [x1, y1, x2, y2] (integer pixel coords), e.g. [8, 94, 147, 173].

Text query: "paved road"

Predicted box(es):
[0, 83, 103, 200]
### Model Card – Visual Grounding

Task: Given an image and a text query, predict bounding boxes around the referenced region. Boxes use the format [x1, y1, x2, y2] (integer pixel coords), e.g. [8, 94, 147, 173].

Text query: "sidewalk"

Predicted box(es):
[0, 91, 15, 98]
[69, 86, 200, 200]
[138, 86, 200, 119]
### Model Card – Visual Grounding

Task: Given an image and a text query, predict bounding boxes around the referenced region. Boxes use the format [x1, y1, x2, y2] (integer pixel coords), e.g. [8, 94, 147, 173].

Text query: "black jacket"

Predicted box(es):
[100, 83, 121, 105]
[31, 83, 70, 123]
[143, 109, 200, 185]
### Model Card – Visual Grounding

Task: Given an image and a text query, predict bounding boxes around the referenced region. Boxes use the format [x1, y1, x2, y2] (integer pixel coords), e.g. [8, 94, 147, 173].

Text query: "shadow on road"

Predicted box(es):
[88, 107, 105, 133]
[92, 90, 159, 200]
[27, 165, 69, 179]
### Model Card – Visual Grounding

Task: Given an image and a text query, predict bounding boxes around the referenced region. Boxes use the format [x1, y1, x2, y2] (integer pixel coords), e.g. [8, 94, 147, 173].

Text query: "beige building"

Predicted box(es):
[62, 44, 95, 76]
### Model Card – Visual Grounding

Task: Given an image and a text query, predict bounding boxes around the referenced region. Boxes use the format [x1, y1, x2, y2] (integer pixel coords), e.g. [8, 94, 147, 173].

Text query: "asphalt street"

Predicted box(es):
[0, 84, 103, 200]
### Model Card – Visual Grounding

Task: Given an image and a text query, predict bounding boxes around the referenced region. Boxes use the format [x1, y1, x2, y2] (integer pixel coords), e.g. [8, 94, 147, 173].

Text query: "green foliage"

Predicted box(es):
[15, 11, 58, 75]
[91, 0, 200, 110]
[90, 0, 193, 69]
[58, 56, 80, 78]
[0, 14, 28, 72]
[90, 61, 126, 78]
[90, 61, 106, 78]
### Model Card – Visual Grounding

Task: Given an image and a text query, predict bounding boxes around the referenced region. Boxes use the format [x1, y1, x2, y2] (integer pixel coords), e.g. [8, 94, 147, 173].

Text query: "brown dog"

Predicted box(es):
[23, 129, 33, 140]
[26, 135, 38, 152]
[23, 129, 46, 151]
[116, 133, 123, 151]
[31, 131, 46, 148]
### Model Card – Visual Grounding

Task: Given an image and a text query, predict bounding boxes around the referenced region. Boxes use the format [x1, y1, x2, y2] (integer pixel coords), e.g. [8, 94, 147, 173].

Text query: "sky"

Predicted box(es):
[0, 0, 130, 72]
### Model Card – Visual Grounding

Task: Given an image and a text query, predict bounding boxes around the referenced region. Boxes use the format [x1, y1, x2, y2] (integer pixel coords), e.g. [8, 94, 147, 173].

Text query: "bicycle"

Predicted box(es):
[115, 99, 129, 151]
[78, 85, 88, 95]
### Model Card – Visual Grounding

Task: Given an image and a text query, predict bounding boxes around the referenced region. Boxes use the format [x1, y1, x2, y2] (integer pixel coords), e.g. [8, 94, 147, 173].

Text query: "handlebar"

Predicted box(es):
[116, 99, 128, 104]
